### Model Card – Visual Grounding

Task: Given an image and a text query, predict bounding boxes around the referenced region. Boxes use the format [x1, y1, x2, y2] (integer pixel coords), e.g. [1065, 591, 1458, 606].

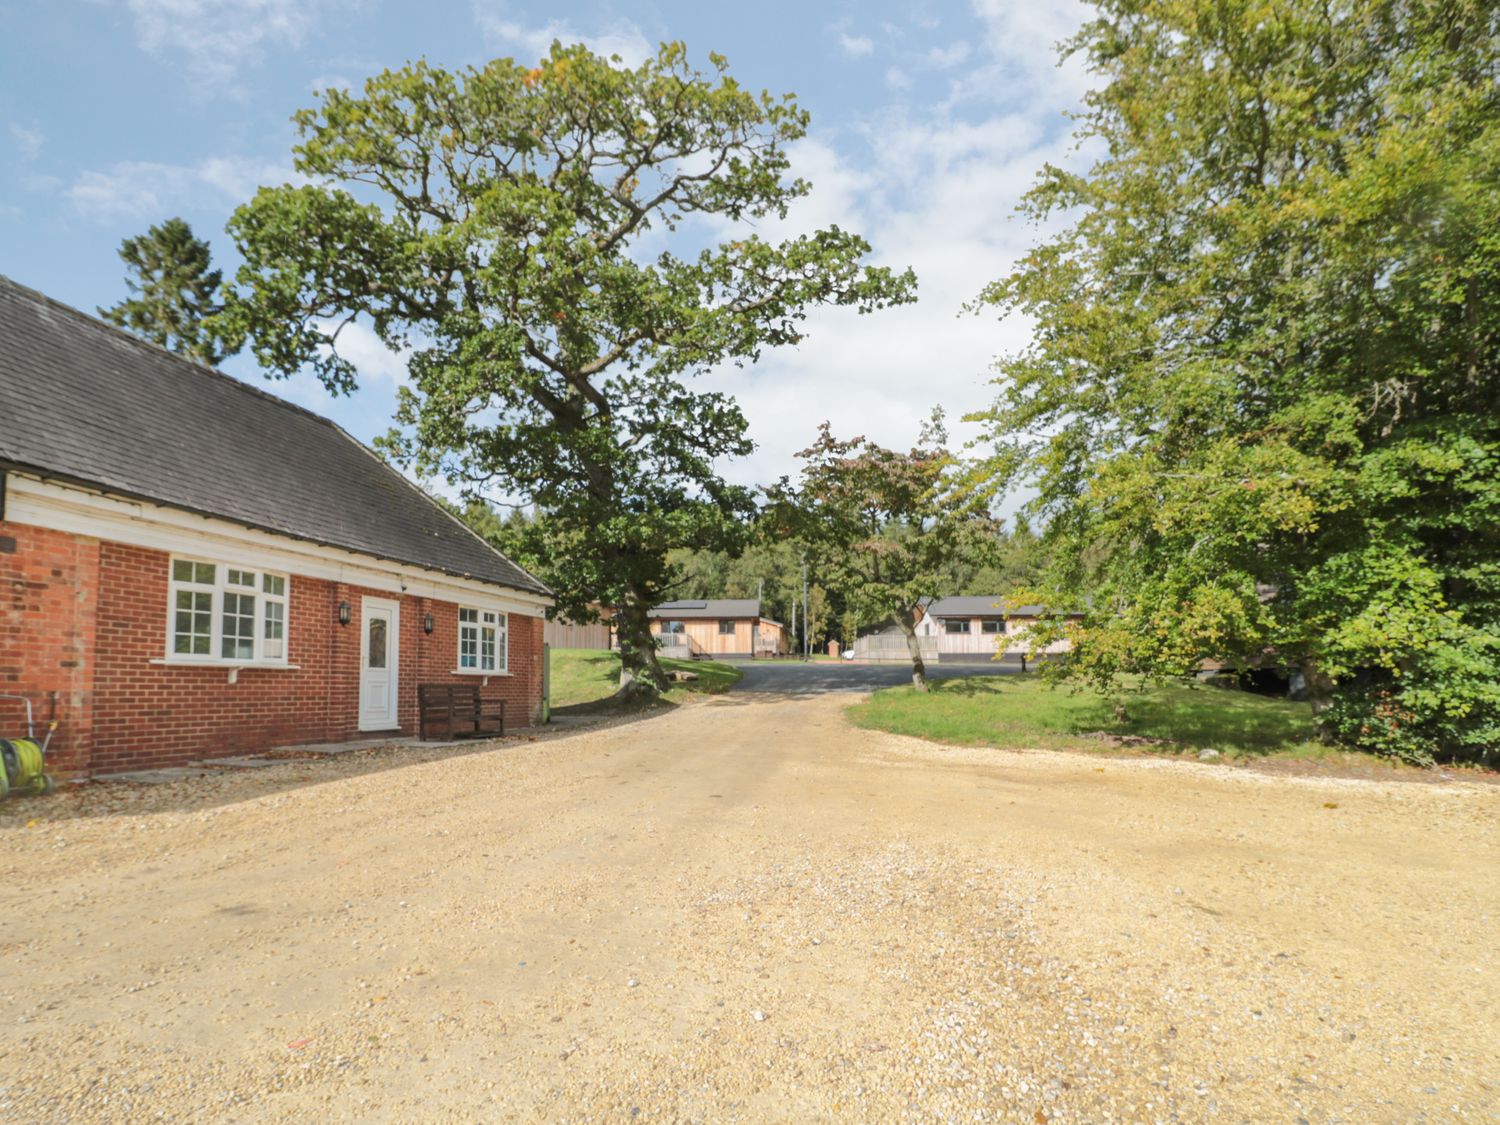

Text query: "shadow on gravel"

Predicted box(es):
[0, 706, 675, 825]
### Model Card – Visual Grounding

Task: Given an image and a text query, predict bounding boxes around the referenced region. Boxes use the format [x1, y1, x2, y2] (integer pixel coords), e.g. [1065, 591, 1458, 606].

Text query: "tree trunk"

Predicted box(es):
[898, 614, 929, 691]
[613, 597, 668, 701]
[1301, 656, 1337, 741]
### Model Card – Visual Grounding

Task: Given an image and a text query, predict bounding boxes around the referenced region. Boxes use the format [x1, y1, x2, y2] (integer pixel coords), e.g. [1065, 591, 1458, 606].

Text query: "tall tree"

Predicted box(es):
[976, 0, 1500, 764]
[100, 217, 229, 365]
[769, 415, 999, 689]
[220, 43, 914, 697]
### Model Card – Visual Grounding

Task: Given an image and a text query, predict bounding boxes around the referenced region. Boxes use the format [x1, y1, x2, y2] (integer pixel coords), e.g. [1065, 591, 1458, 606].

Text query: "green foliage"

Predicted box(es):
[849, 676, 1337, 762]
[100, 217, 230, 365]
[666, 536, 830, 651]
[975, 0, 1500, 764]
[219, 43, 914, 695]
[769, 413, 999, 685]
[548, 649, 741, 709]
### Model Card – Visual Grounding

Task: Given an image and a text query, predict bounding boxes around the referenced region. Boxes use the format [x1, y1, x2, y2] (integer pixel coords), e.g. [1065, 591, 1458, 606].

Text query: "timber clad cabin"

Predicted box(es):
[918, 596, 1083, 662]
[648, 599, 787, 659]
[852, 596, 1083, 662]
[0, 275, 553, 779]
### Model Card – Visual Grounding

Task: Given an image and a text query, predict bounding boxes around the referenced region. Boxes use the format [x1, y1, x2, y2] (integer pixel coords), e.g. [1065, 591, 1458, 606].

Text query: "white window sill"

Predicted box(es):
[150, 658, 300, 684]
[151, 658, 300, 669]
[451, 668, 511, 677]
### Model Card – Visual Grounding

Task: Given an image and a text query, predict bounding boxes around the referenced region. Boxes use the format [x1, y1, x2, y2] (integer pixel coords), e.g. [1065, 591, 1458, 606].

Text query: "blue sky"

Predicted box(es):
[0, 0, 1095, 500]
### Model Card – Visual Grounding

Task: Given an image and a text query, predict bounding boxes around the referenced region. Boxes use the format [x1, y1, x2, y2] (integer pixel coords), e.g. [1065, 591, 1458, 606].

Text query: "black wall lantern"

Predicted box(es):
[423, 612, 434, 635]
[337, 601, 351, 627]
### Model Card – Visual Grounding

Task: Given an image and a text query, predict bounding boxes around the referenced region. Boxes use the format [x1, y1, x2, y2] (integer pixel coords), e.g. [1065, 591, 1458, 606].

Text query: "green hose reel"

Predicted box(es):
[0, 738, 52, 798]
[1, 693, 57, 799]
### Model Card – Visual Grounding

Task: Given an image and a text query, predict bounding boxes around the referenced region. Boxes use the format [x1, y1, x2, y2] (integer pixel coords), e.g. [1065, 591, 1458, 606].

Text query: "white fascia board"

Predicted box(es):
[5, 473, 553, 618]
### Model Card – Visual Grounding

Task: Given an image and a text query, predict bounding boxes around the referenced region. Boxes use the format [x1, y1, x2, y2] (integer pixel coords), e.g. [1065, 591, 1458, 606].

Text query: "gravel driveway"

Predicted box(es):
[1, 694, 1495, 1122]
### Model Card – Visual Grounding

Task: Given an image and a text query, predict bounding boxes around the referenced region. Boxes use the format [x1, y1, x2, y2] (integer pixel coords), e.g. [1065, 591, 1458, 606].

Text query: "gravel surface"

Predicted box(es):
[1, 694, 1496, 1122]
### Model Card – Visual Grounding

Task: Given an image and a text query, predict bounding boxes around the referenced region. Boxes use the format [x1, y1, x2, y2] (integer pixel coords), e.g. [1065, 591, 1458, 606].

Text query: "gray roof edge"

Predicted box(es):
[4, 274, 354, 435]
[927, 596, 1074, 617]
[4, 462, 551, 599]
[0, 275, 550, 598]
[322, 417, 553, 599]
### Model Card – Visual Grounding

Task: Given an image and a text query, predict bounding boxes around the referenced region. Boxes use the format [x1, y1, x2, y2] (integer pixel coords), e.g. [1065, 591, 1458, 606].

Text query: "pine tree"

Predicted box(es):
[101, 217, 230, 365]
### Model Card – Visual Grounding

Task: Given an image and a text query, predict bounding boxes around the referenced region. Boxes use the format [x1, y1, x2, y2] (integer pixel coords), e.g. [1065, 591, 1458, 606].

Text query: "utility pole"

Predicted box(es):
[801, 557, 809, 662]
[789, 591, 796, 659]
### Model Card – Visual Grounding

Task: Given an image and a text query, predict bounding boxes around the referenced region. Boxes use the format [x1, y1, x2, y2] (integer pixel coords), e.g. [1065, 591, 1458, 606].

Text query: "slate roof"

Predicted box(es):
[0, 275, 549, 597]
[648, 599, 764, 620]
[926, 596, 1059, 618]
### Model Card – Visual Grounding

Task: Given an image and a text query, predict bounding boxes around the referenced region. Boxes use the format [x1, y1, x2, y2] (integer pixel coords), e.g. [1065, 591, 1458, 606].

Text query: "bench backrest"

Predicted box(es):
[419, 683, 482, 709]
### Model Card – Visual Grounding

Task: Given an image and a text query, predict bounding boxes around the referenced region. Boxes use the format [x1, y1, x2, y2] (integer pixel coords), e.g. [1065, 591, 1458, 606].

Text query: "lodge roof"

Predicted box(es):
[649, 598, 765, 620]
[0, 274, 549, 597]
[926, 596, 1067, 618]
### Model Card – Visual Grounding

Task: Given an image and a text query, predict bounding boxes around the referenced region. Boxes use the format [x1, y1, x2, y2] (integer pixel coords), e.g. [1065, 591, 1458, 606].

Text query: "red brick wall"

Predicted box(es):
[0, 520, 99, 777]
[6, 526, 543, 778]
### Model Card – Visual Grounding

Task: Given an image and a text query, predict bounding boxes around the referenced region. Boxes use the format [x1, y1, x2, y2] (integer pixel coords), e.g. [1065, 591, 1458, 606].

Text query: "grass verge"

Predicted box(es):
[549, 649, 742, 710]
[848, 674, 1373, 763]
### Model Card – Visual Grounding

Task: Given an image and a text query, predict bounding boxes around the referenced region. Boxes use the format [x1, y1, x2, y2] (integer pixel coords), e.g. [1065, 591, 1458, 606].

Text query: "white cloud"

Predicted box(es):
[309, 73, 354, 95]
[884, 66, 912, 91]
[837, 33, 876, 58]
[120, 0, 343, 82]
[683, 2, 1098, 510]
[314, 318, 413, 392]
[473, 3, 652, 67]
[961, 0, 1097, 108]
[9, 123, 43, 161]
[927, 42, 971, 68]
[66, 156, 300, 220]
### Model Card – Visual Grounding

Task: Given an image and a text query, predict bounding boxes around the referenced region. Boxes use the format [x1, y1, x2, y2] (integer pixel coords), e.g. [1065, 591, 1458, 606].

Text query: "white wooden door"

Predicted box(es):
[358, 598, 400, 731]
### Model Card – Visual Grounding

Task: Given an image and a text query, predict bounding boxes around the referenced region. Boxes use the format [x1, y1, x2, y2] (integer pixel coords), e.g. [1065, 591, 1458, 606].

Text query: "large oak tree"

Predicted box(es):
[220, 43, 914, 695]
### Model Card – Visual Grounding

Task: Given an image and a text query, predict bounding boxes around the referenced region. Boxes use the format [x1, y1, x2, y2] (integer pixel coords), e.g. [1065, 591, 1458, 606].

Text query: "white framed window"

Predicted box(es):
[980, 619, 1006, 635]
[944, 619, 971, 635]
[167, 557, 290, 664]
[458, 606, 507, 672]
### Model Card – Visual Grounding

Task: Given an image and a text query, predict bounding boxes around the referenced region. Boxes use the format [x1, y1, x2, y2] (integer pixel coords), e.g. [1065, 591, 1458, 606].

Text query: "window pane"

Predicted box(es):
[174, 560, 216, 585]
[227, 569, 255, 588]
[221, 592, 255, 660]
[263, 574, 286, 596]
[460, 608, 478, 624]
[368, 617, 387, 669]
[174, 590, 213, 655]
[480, 625, 495, 671]
[459, 623, 477, 668]
[944, 620, 969, 634]
[263, 601, 285, 660]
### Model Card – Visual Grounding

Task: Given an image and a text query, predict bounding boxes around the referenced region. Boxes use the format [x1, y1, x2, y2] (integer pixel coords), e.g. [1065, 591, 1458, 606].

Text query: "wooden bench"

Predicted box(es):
[418, 683, 504, 742]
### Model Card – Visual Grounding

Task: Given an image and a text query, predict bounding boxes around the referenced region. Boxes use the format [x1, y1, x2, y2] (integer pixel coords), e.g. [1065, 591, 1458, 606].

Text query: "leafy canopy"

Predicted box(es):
[220, 42, 915, 692]
[770, 414, 999, 686]
[975, 0, 1500, 764]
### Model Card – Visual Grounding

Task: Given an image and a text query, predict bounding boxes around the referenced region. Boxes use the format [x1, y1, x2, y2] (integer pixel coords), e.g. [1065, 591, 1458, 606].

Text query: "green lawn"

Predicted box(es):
[847, 674, 1345, 761]
[548, 649, 742, 710]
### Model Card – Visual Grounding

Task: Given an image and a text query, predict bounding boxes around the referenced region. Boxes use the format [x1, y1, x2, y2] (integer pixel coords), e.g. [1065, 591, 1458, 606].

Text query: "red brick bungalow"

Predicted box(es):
[0, 275, 552, 779]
